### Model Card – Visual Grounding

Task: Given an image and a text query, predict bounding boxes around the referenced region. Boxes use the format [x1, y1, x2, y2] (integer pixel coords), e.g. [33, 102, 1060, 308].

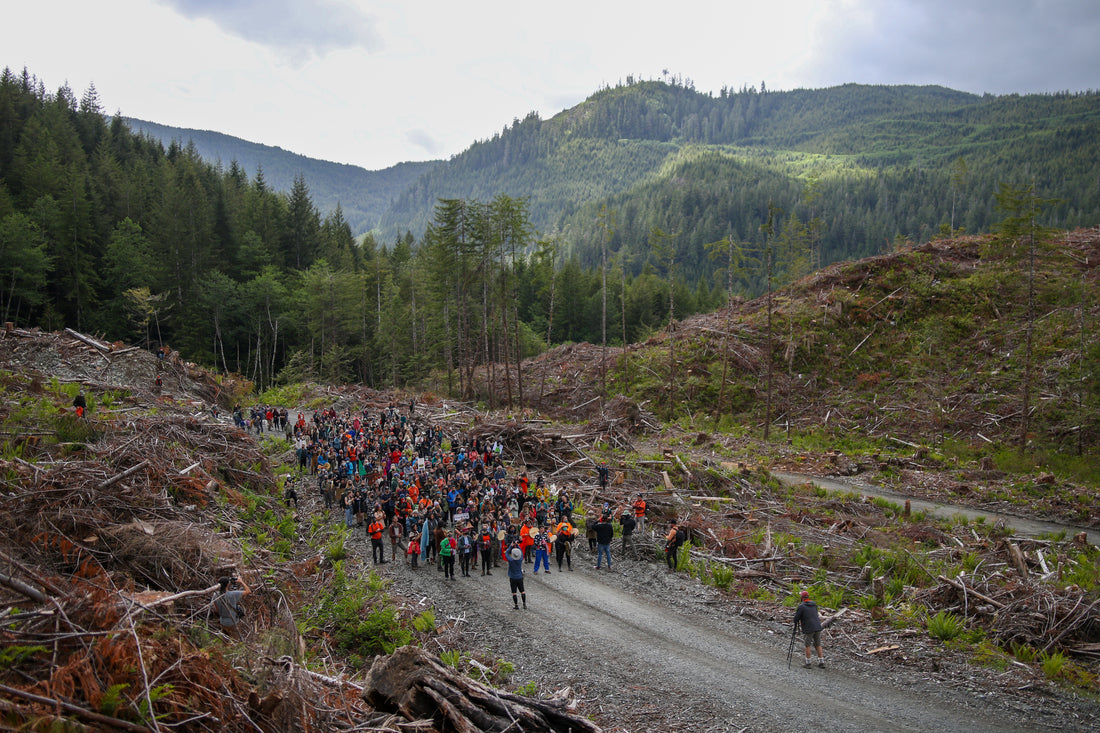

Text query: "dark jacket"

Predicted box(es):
[594, 518, 615, 545]
[793, 600, 823, 633]
[620, 514, 636, 536]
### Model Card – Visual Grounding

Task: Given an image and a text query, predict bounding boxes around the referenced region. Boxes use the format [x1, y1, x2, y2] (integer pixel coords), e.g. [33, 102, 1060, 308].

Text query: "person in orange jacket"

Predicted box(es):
[519, 519, 535, 563]
[368, 515, 386, 564]
[553, 518, 575, 571]
[633, 494, 647, 534]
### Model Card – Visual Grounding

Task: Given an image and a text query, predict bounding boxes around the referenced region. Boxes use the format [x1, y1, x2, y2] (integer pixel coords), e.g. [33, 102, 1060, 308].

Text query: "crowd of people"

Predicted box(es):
[215, 400, 830, 667]
[282, 403, 655, 589]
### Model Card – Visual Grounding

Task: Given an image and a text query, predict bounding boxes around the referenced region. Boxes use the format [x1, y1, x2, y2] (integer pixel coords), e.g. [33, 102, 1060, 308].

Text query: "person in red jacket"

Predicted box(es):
[368, 515, 386, 565]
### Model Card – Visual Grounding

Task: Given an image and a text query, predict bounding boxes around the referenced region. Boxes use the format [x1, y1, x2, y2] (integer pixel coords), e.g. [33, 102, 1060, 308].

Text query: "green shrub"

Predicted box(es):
[413, 610, 436, 633]
[927, 610, 966, 641]
[675, 541, 693, 572]
[1011, 641, 1038, 663]
[1039, 650, 1067, 679]
[711, 563, 735, 590]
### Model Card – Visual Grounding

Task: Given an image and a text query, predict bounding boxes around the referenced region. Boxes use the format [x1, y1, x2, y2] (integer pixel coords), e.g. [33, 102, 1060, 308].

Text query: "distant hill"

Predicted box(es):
[378, 81, 1100, 285]
[122, 118, 438, 235]
[124, 81, 1100, 293]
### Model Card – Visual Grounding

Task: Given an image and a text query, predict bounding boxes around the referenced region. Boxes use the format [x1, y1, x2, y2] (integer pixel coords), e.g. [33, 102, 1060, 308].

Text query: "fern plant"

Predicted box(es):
[927, 610, 966, 641]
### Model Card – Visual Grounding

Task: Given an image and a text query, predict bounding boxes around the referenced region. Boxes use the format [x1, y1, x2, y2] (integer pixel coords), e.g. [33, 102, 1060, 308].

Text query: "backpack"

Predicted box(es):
[676, 527, 688, 544]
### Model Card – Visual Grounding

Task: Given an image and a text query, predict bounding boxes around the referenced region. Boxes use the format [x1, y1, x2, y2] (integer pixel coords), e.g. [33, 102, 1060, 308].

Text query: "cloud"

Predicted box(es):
[155, 0, 382, 60]
[406, 129, 442, 157]
[802, 0, 1100, 93]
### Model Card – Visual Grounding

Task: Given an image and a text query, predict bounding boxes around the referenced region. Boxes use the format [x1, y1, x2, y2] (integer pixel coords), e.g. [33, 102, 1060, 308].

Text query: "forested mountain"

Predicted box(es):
[3, 65, 1098, 398]
[0, 67, 721, 393]
[379, 80, 1100, 286]
[122, 118, 437, 234]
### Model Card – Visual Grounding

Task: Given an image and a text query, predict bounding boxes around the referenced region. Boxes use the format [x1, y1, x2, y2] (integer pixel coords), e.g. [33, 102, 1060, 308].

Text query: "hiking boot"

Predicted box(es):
[803, 661, 812, 668]
[818, 660, 826, 668]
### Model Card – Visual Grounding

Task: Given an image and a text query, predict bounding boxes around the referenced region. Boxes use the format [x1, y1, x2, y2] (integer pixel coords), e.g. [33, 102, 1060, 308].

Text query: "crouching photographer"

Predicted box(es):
[214, 574, 251, 637]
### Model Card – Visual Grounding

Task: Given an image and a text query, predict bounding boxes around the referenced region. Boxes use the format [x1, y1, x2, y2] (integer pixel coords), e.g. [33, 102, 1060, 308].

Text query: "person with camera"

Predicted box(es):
[214, 574, 251, 636]
[619, 509, 636, 557]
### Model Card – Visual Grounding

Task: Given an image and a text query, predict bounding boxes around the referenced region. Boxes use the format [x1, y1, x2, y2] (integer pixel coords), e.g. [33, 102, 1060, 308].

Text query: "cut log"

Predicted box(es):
[97, 460, 150, 490]
[64, 327, 112, 352]
[364, 645, 600, 733]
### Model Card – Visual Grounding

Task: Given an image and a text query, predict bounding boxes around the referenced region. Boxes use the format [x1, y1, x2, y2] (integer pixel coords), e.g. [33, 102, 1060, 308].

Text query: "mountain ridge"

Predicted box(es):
[122, 116, 439, 235]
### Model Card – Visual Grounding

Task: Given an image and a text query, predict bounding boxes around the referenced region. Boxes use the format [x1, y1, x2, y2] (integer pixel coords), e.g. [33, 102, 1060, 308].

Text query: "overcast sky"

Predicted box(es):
[6, 0, 1100, 170]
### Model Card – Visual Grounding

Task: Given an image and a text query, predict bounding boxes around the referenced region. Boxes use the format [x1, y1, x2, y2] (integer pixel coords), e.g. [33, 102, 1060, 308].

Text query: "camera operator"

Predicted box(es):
[214, 574, 251, 635]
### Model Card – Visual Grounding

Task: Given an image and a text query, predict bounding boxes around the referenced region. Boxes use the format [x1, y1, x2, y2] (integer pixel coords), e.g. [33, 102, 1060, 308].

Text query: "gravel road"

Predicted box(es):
[345, 528, 1090, 733]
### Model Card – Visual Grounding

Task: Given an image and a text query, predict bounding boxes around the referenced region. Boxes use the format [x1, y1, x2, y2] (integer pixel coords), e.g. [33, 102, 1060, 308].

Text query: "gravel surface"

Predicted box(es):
[337, 522, 1096, 733]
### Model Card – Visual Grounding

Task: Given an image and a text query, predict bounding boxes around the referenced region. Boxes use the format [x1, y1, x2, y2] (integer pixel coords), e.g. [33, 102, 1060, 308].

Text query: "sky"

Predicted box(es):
[6, 0, 1100, 171]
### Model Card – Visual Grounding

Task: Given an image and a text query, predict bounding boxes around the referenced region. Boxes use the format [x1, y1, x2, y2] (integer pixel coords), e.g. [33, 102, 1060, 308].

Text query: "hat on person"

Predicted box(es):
[509, 548, 522, 561]
[800, 590, 810, 600]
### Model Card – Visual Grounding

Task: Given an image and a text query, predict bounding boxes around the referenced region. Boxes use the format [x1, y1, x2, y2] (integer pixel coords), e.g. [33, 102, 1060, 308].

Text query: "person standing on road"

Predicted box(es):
[478, 526, 494, 576]
[594, 514, 614, 570]
[439, 529, 457, 580]
[368, 515, 387, 564]
[532, 523, 552, 573]
[507, 544, 527, 609]
[553, 517, 574, 571]
[388, 515, 404, 561]
[457, 527, 474, 577]
[793, 590, 826, 668]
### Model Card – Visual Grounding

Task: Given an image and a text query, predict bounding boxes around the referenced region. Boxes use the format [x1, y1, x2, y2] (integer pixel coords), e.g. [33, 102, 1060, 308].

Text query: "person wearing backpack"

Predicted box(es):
[665, 521, 685, 571]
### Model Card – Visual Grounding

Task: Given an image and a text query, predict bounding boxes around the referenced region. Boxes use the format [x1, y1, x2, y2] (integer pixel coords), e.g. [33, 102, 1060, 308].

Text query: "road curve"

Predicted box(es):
[392, 552, 1060, 733]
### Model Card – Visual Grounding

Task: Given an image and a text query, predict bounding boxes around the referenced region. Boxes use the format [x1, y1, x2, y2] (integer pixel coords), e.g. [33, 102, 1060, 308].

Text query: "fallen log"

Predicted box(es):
[64, 327, 112, 353]
[937, 575, 1006, 610]
[97, 460, 150, 490]
[0, 682, 152, 732]
[364, 645, 600, 733]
